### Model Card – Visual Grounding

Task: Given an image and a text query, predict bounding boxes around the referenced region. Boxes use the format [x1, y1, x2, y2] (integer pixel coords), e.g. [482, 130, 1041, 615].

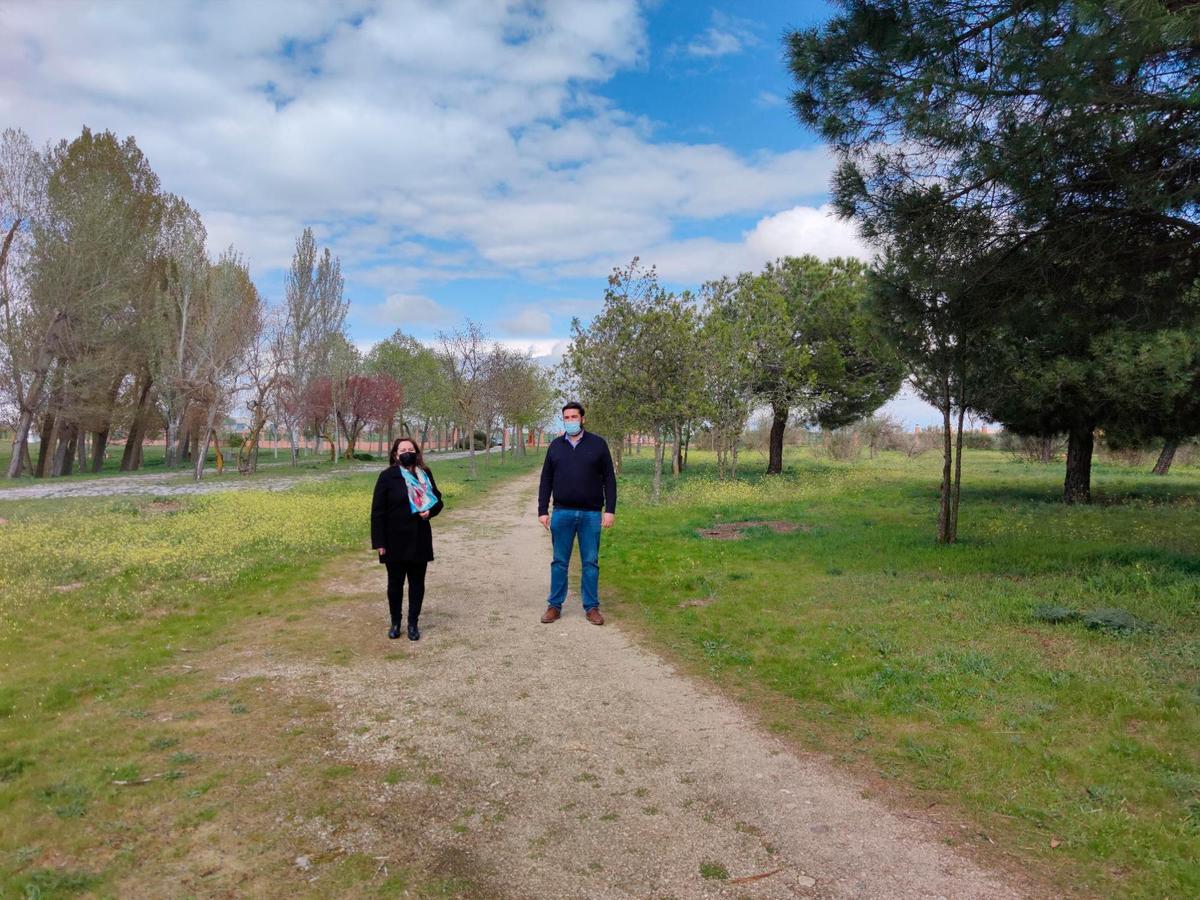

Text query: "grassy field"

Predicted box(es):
[0, 449, 542, 898]
[602, 447, 1200, 899]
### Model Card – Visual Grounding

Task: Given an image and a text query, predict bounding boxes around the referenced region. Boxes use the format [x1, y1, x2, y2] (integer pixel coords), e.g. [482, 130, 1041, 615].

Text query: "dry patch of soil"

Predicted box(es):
[696, 520, 807, 540]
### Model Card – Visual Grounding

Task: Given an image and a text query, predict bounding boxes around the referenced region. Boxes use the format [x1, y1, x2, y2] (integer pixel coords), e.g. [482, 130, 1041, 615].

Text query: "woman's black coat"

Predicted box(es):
[370, 465, 444, 563]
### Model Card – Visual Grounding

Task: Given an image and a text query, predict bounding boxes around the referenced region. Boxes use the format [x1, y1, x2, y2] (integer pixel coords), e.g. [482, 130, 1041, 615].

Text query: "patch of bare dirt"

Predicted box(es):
[697, 520, 807, 540]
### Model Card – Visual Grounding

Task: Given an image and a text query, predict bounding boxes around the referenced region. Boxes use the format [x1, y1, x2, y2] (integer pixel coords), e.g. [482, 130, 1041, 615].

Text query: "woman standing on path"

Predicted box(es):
[371, 437, 444, 641]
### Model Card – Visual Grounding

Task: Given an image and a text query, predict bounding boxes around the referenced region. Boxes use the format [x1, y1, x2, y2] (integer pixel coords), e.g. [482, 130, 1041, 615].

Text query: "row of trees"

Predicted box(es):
[563, 256, 902, 499]
[371, 321, 558, 476]
[0, 127, 265, 480]
[0, 126, 557, 480]
[787, 0, 1200, 539]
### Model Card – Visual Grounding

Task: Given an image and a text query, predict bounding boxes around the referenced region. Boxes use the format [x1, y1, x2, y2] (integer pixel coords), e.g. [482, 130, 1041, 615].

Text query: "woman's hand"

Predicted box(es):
[377, 547, 386, 556]
[419, 510, 431, 519]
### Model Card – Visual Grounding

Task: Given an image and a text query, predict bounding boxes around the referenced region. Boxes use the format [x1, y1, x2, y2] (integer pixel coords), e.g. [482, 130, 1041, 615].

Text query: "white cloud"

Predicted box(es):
[3, 1, 833, 287]
[494, 337, 570, 360]
[372, 293, 454, 326]
[683, 12, 758, 59]
[754, 90, 785, 108]
[592, 204, 872, 284]
[498, 307, 553, 337]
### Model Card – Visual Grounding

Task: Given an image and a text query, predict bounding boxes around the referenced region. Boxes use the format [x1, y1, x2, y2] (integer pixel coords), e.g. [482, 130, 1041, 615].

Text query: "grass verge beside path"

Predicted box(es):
[602, 449, 1200, 900]
[0, 449, 542, 898]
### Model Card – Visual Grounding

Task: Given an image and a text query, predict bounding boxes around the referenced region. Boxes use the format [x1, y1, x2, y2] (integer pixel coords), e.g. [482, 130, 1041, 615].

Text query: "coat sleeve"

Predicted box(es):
[370, 470, 388, 549]
[425, 469, 445, 519]
[537, 444, 554, 516]
[600, 440, 617, 514]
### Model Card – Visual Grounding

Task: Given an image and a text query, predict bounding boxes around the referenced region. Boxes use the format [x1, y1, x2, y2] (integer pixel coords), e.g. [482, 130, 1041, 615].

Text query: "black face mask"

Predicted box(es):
[397, 451, 417, 468]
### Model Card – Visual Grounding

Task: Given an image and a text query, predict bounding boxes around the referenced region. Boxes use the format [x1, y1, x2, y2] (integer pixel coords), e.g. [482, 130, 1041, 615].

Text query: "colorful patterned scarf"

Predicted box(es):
[400, 466, 436, 514]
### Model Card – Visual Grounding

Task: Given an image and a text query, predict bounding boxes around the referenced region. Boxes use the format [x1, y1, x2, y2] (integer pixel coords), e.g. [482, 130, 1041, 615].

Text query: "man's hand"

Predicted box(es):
[602, 512, 615, 529]
[419, 510, 431, 519]
[377, 547, 386, 556]
[538, 514, 550, 530]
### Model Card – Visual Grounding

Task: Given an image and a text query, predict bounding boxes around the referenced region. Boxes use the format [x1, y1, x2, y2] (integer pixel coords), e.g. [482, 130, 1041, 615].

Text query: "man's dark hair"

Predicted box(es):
[562, 401, 585, 417]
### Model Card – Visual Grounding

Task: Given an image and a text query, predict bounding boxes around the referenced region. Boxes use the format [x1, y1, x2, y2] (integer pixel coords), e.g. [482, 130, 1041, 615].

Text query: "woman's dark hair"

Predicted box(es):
[389, 436, 427, 471]
[562, 401, 585, 417]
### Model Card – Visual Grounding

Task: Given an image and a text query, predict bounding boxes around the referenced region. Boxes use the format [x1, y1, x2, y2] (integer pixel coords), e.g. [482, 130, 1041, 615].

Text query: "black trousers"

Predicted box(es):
[384, 559, 427, 625]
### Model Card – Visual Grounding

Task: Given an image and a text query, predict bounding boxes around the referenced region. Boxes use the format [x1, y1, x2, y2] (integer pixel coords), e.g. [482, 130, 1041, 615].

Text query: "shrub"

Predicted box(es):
[351, 452, 375, 461]
[1083, 608, 1144, 635]
[1032, 605, 1078, 624]
[998, 431, 1065, 463]
[821, 427, 861, 461]
[454, 431, 488, 450]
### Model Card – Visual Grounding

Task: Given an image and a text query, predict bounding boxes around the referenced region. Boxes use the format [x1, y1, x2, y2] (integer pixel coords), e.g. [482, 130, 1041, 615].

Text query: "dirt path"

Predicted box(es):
[228, 473, 1026, 899]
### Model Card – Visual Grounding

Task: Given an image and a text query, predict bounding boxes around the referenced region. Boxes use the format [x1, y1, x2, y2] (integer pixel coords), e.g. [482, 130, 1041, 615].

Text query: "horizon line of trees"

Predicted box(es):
[0, 126, 558, 480]
[562, 255, 903, 500]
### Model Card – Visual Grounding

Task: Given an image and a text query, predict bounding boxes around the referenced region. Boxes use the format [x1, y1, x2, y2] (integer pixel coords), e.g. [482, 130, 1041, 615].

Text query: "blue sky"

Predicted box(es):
[4, 0, 940, 425]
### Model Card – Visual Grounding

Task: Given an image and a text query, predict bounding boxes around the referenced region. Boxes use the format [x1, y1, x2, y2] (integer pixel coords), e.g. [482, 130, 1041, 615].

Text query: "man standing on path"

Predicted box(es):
[537, 401, 616, 625]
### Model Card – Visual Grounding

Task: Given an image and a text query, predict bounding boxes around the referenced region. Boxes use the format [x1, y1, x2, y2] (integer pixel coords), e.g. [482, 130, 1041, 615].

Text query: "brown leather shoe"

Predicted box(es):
[540, 606, 561, 624]
[586, 608, 604, 626]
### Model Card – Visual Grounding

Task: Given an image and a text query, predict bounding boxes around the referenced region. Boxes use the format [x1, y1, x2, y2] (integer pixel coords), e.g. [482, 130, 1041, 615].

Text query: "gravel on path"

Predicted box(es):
[234, 473, 1029, 899]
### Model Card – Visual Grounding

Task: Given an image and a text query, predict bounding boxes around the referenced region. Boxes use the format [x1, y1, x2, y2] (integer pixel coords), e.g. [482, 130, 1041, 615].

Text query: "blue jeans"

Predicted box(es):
[547, 508, 601, 610]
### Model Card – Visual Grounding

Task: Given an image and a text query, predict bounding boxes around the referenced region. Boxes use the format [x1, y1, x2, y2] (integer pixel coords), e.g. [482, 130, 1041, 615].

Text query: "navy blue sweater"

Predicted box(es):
[538, 431, 617, 516]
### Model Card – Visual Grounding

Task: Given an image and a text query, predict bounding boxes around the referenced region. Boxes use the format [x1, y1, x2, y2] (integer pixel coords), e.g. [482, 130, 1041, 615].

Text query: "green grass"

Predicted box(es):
[603, 448, 1200, 899]
[0, 449, 543, 897]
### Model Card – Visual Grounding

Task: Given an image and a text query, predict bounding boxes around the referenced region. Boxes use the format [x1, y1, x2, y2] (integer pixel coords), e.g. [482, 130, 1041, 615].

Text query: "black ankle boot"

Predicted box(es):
[388, 624, 401, 639]
[407, 623, 420, 641]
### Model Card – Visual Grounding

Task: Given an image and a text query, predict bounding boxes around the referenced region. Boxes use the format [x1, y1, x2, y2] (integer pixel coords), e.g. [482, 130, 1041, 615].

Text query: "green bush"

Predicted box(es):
[454, 431, 488, 450]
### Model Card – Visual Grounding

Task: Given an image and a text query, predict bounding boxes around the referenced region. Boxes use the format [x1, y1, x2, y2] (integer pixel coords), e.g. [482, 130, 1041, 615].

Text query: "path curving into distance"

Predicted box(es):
[229, 472, 1028, 899]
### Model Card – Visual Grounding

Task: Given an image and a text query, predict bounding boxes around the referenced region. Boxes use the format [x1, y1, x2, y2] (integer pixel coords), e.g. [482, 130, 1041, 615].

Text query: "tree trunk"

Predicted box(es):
[194, 403, 220, 481]
[6, 363, 50, 478]
[612, 437, 623, 476]
[937, 399, 953, 544]
[1039, 435, 1054, 464]
[672, 422, 682, 476]
[767, 402, 788, 475]
[53, 423, 78, 477]
[1152, 440, 1178, 476]
[165, 417, 181, 468]
[36, 406, 58, 478]
[949, 404, 966, 543]
[652, 434, 664, 502]
[90, 428, 110, 473]
[121, 372, 154, 471]
[7, 404, 39, 479]
[467, 420, 477, 476]
[1064, 424, 1094, 504]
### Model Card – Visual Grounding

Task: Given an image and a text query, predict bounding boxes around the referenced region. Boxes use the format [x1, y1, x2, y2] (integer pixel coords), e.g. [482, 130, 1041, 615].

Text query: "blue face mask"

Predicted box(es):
[564, 421, 582, 436]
